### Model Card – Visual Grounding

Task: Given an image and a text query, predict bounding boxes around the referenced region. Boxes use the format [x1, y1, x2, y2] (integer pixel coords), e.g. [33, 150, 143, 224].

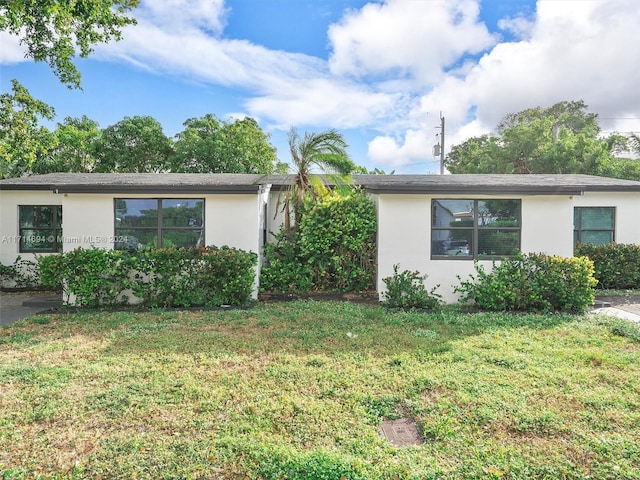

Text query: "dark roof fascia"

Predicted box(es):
[363, 185, 586, 195]
[581, 185, 640, 193]
[0, 183, 262, 194]
[0, 184, 54, 191]
[51, 184, 261, 194]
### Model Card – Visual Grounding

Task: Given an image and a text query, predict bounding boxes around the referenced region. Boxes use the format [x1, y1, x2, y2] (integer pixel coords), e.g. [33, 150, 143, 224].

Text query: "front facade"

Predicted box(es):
[364, 175, 640, 302]
[2, 173, 639, 303]
[0, 174, 269, 298]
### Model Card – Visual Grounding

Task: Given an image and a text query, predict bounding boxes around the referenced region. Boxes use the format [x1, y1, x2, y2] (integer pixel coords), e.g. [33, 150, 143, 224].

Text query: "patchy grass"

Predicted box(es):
[1, 301, 639, 479]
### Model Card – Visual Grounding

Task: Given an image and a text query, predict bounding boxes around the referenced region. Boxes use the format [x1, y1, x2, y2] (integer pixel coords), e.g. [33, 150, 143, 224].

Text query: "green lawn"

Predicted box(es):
[1, 301, 639, 479]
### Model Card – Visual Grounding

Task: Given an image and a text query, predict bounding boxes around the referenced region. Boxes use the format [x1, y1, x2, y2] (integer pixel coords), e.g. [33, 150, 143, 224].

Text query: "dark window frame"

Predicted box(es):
[574, 206, 615, 245]
[18, 205, 63, 253]
[431, 199, 522, 260]
[114, 198, 205, 250]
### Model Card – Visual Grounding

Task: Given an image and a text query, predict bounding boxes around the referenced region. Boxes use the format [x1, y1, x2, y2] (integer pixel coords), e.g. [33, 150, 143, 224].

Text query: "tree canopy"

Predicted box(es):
[1, 0, 139, 89]
[0, 104, 288, 177]
[32, 116, 101, 174]
[171, 115, 286, 174]
[92, 116, 173, 173]
[0, 80, 56, 178]
[445, 101, 632, 177]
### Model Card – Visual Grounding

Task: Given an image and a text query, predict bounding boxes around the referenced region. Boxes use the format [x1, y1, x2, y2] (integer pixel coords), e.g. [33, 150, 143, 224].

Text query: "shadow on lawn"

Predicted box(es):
[47, 300, 585, 358]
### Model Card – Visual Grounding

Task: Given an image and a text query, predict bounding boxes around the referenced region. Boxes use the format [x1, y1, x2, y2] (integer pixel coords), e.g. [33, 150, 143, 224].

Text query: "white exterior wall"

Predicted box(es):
[1, 190, 262, 297]
[61, 194, 115, 251]
[265, 189, 289, 241]
[377, 194, 577, 303]
[204, 194, 261, 253]
[0, 190, 63, 265]
[59, 193, 261, 254]
[520, 195, 574, 257]
[574, 192, 640, 244]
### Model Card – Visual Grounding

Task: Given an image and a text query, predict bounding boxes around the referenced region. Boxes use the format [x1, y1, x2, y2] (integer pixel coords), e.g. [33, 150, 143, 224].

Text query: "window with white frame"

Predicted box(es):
[574, 207, 615, 245]
[431, 199, 521, 259]
[114, 198, 204, 251]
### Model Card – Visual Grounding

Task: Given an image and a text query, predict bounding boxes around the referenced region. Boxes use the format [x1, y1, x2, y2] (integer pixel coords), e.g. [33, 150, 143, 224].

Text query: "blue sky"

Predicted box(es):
[2, 0, 639, 173]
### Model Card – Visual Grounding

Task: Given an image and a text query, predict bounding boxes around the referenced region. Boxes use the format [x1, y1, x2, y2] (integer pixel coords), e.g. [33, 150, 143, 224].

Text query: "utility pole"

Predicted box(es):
[439, 113, 445, 175]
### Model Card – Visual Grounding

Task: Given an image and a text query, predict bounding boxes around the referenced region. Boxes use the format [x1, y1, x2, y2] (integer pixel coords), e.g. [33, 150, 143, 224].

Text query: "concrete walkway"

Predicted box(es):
[0, 291, 62, 326]
[590, 301, 640, 323]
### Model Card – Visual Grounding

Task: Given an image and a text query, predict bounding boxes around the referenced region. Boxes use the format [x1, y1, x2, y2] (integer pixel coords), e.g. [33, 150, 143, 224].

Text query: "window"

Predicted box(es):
[114, 199, 204, 251]
[19, 205, 63, 253]
[431, 199, 521, 259]
[574, 207, 615, 245]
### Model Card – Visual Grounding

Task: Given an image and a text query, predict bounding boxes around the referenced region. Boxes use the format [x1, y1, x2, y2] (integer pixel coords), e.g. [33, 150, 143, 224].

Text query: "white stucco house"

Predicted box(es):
[354, 174, 640, 302]
[1, 173, 639, 303]
[0, 173, 270, 298]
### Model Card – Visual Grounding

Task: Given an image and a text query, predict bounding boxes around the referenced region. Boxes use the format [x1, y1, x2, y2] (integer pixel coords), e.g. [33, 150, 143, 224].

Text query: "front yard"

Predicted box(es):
[1, 301, 639, 479]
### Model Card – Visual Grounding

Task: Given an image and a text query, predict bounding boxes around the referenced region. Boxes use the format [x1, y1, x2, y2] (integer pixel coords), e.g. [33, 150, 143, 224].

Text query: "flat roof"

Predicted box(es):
[1, 173, 639, 194]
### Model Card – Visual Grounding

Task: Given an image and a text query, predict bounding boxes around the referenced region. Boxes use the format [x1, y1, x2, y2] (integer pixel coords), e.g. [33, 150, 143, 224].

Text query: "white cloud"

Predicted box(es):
[0, 31, 28, 63]
[246, 78, 396, 129]
[328, 0, 496, 85]
[497, 16, 534, 40]
[368, 128, 437, 169]
[368, 0, 640, 170]
[140, 0, 228, 35]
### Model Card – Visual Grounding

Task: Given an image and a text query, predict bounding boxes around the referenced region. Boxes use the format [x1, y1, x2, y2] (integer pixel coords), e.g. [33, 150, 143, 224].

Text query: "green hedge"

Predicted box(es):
[38, 246, 257, 308]
[261, 190, 377, 293]
[455, 253, 597, 313]
[574, 243, 640, 289]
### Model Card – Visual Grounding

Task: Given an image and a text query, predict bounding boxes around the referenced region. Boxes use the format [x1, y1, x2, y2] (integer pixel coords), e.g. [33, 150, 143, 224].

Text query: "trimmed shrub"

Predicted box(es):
[40, 247, 133, 307]
[382, 264, 442, 310]
[37, 246, 257, 308]
[455, 253, 597, 313]
[131, 246, 257, 308]
[575, 243, 640, 289]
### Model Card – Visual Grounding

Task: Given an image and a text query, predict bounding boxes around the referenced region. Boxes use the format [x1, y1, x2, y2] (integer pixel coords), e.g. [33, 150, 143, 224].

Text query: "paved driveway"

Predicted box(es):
[0, 292, 62, 326]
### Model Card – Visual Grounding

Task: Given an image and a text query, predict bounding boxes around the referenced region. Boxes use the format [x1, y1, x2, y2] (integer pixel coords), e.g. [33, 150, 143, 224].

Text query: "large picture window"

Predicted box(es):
[431, 199, 521, 259]
[574, 207, 615, 245]
[114, 199, 204, 250]
[19, 205, 63, 253]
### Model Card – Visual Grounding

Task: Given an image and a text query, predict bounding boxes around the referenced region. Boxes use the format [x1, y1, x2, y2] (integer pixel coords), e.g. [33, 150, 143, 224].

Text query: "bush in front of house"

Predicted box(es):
[38, 246, 257, 308]
[381, 264, 442, 311]
[454, 253, 597, 313]
[261, 190, 377, 293]
[0, 256, 44, 290]
[574, 243, 640, 290]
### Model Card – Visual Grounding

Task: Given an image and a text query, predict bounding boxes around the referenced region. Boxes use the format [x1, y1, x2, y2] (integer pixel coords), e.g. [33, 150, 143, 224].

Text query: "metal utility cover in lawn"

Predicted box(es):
[380, 418, 424, 447]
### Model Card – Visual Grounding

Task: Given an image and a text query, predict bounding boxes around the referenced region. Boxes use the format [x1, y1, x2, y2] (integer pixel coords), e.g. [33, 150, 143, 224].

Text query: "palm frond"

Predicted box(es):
[281, 127, 356, 232]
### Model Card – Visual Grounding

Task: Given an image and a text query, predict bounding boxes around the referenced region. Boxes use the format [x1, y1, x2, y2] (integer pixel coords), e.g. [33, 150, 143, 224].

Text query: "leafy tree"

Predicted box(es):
[171, 114, 285, 173]
[32, 116, 101, 174]
[446, 101, 613, 175]
[0, 0, 139, 89]
[0, 80, 56, 178]
[280, 128, 356, 231]
[93, 116, 173, 173]
[600, 156, 640, 181]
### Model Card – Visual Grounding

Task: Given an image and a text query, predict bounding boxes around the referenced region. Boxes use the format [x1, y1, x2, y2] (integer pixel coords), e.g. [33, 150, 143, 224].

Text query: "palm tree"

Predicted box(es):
[279, 128, 355, 231]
